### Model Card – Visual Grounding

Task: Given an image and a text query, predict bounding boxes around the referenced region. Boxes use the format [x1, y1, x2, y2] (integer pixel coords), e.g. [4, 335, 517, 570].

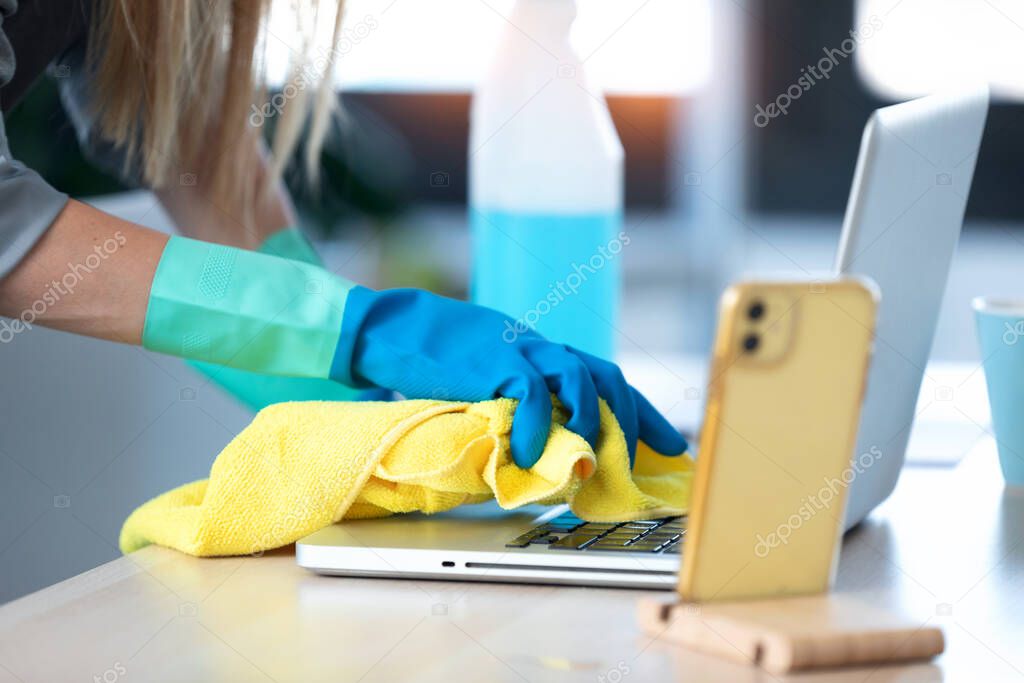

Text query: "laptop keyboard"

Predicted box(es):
[505, 511, 685, 554]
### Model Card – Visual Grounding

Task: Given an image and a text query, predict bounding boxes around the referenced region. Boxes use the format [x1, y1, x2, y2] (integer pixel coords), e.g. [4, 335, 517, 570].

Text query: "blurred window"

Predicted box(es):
[856, 0, 1024, 100]
[265, 0, 711, 96]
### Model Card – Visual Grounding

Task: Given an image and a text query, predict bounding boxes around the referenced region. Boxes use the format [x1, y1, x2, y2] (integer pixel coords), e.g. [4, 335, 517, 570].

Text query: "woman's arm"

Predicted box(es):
[0, 130, 293, 345]
[0, 182, 689, 471]
[154, 134, 294, 251]
[0, 199, 167, 344]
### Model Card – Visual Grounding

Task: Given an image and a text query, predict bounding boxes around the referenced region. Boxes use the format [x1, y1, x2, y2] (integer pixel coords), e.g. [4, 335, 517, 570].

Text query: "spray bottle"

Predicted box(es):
[469, 0, 624, 359]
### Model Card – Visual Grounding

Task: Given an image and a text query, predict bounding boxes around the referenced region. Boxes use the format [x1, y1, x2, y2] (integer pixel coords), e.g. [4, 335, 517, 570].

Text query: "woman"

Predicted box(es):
[0, 0, 686, 468]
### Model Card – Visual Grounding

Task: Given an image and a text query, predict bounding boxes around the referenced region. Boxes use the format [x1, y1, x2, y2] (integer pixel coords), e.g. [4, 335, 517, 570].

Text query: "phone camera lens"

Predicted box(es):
[742, 334, 760, 353]
[748, 300, 766, 321]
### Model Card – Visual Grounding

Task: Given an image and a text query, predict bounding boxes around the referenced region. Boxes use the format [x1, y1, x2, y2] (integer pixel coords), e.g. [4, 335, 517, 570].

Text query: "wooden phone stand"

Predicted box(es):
[638, 594, 944, 674]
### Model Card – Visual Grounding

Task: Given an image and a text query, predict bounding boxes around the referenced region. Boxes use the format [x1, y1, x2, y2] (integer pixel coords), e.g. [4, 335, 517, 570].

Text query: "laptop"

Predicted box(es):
[839, 85, 989, 528]
[297, 87, 989, 588]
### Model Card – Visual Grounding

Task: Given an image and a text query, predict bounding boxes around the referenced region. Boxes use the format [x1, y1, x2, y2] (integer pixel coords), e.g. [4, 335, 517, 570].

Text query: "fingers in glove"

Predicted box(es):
[500, 365, 554, 468]
[519, 340, 601, 448]
[632, 387, 688, 456]
[566, 348, 640, 466]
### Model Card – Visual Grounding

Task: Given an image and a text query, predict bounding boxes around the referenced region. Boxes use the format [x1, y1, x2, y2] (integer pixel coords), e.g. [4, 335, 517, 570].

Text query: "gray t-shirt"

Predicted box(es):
[0, 0, 95, 278]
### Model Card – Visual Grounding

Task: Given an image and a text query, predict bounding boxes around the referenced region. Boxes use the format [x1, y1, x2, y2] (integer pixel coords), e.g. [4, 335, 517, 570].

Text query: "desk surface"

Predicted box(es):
[1, 440, 1021, 683]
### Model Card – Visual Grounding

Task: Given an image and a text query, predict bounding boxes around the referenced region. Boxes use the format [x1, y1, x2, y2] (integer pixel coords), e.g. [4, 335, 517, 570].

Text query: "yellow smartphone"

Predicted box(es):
[679, 277, 877, 602]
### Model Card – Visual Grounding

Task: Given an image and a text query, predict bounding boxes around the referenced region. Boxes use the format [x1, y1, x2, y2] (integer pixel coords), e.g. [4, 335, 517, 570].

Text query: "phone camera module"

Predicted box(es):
[747, 300, 766, 321]
[742, 334, 760, 353]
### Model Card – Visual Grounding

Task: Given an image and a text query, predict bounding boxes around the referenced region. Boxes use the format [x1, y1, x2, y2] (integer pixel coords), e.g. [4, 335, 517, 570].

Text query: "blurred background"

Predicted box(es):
[2, 0, 1022, 601]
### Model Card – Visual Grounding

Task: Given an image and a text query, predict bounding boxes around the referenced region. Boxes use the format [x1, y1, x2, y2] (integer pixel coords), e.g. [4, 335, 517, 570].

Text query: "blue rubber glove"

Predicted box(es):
[330, 287, 688, 468]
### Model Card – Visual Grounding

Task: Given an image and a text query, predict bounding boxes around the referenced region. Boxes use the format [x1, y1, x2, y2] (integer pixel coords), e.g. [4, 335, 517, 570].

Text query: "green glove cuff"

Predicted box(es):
[144, 236, 353, 378]
[185, 228, 366, 410]
[189, 362, 367, 411]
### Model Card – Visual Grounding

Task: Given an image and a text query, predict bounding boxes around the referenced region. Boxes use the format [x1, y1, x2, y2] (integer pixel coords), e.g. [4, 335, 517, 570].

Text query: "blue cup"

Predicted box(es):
[974, 297, 1024, 485]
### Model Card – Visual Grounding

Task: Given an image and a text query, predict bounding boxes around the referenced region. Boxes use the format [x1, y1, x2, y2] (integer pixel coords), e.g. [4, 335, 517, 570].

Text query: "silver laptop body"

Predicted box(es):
[297, 502, 680, 589]
[839, 86, 988, 528]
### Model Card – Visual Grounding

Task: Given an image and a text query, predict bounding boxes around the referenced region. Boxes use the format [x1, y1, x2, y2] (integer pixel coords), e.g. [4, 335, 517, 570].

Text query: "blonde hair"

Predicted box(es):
[86, 0, 345, 220]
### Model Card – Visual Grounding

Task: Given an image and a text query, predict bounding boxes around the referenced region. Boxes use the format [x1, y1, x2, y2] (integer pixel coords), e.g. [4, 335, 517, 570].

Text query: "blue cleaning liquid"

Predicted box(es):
[471, 209, 623, 359]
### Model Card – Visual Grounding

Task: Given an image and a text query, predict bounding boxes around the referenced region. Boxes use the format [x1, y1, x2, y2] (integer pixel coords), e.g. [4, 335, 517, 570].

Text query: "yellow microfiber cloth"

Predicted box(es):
[120, 398, 694, 557]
